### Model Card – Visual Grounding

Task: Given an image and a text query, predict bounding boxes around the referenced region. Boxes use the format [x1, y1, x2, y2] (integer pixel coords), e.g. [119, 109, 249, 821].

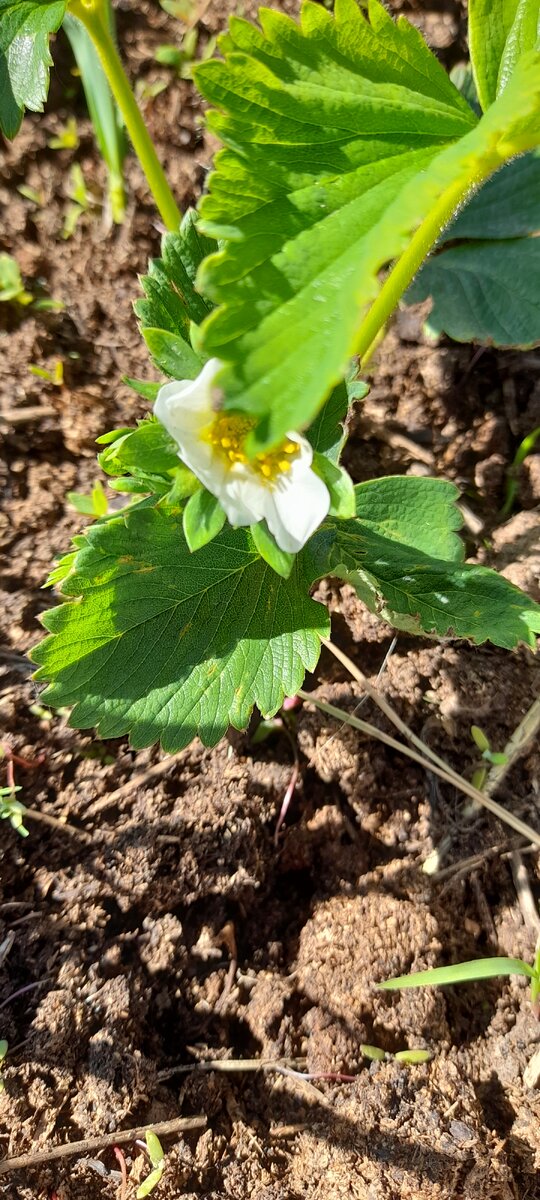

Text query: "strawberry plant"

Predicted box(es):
[2, 0, 539, 753]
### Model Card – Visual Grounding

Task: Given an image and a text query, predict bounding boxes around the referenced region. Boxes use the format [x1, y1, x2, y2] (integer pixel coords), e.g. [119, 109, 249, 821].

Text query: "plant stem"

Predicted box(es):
[67, 0, 181, 231]
[355, 159, 501, 364]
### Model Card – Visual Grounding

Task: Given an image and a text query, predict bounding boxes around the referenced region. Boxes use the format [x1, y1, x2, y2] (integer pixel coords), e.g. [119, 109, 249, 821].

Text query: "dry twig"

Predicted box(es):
[0, 1116, 206, 1176]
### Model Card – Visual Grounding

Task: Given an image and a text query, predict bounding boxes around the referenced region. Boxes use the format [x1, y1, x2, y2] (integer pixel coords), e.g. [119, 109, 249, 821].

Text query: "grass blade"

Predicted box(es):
[379, 957, 535, 990]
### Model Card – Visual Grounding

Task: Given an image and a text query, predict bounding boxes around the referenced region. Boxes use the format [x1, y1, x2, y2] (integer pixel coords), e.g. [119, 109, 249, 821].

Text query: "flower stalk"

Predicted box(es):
[67, 0, 181, 231]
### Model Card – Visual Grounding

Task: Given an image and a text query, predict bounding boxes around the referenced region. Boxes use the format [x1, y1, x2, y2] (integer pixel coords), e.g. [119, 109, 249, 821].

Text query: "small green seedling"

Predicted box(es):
[0, 254, 33, 306]
[360, 1043, 432, 1065]
[0, 1041, 8, 1091]
[67, 480, 109, 518]
[17, 183, 45, 206]
[136, 1131, 165, 1198]
[63, 163, 93, 239]
[48, 116, 79, 150]
[470, 725, 508, 790]
[501, 425, 540, 518]
[380, 946, 540, 1007]
[29, 361, 64, 387]
[156, 30, 216, 80]
[0, 787, 29, 838]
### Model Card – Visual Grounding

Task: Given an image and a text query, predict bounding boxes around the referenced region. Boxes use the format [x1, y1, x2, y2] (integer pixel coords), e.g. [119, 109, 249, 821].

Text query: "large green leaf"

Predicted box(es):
[308, 478, 540, 648]
[135, 209, 214, 380]
[469, 0, 540, 112]
[444, 150, 540, 240]
[32, 506, 328, 751]
[407, 150, 540, 347]
[194, 0, 540, 453]
[0, 0, 66, 138]
[407, 238, 540, 348]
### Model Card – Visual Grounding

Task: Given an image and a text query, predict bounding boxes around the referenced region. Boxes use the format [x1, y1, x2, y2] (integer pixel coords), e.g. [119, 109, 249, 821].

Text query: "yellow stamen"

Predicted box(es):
[203, 413, 301, 482]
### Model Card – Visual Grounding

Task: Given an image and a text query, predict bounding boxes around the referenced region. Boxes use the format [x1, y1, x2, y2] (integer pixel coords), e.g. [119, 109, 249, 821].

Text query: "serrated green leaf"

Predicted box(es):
[469, 0, 540, 112]
[136, 209, 214, 379]
[194, 0, 540, 453]
[0, 0, 66, 138]
[194, 0, 478, 450]
[445, 150, 540, 240]
[183, 487, 226, 550]
[408, 150, 540, 348]
[250, 521, 294, 578]
[380, 956, 535, 989]
[32, 506, 328, 751]
[307, 478, 540, 649]
[354, 476, 465, 562]
[408, 238, 540, 348]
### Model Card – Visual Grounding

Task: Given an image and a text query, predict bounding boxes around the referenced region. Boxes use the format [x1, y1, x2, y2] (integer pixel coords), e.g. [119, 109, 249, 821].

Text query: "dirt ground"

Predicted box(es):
[1, 1, 540, 1197]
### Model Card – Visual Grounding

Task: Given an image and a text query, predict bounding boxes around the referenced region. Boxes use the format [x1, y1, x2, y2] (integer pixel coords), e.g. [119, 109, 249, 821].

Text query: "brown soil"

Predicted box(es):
[1, 2, 540, 1198]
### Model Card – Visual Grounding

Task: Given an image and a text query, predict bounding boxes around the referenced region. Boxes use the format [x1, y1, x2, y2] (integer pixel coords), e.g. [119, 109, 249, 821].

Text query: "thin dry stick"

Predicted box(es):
[318, 637, 540, 847]
[435, 840, 536, 885]
[510, 853, 540, 935]
[157, 1057, 306, 1081]
[296, 688, 540, 847]
[484, 696, 540, 798]
[86, 754, 184, 818]
[24, 807, 90, 842]
[0, 1116, 207, 1176]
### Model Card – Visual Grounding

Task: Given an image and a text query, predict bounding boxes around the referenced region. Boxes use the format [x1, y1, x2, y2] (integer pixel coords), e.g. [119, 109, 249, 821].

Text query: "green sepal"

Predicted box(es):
[182, 488, 226, 551]
[250, 522, 295, 579]
[312, 453, 355, 519]
[98, 419, 180, 479]
[122, 376, 161, 402]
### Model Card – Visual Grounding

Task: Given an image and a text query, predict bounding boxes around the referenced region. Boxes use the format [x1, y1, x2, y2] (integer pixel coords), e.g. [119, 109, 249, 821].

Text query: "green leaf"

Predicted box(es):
[194, 0, 540, 452]
[194, 0, 479, 450]
[145, 1132, 165, 1169]
[308, 477, 540, 649]
[444, 150, 540, 240]
[306, 374, 368, 464]
[0, 0, 66, 138]
[312, 454, 355, 519]
[32, 506, 328, 751]
[135, 209, 214, 379]
[394, 1049, 433, 1064]
[379, 956, 535, 989]
[354, 476, 465, 562]
[250, 521, 294, 578]
[408, 239, 540, 348]
[98, 419, 181, 479]
[182, 488, 226, 551]
[122, 377, 161, 402]
[469, 0, 540, 112]
[408, 151, 540, 349]
[136, 1166, 164, 1199]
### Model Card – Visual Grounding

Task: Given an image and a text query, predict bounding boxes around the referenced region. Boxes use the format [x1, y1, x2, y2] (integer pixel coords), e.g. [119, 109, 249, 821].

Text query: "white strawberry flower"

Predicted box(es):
[154, 357, 330, 554]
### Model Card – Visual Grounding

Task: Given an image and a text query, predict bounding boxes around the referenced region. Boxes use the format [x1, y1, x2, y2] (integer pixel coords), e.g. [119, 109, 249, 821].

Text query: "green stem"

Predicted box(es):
[67, 0, 181, 231]
[354, 158, 501, 365]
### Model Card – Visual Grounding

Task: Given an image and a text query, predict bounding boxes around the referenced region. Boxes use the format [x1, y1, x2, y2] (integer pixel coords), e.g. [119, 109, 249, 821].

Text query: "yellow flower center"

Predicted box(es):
[204, 414, 300, 482]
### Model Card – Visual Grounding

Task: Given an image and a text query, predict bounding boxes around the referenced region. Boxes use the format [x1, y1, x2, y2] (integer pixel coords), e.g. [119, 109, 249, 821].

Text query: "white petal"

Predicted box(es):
[154, 358, 222, 436]
[263, 462, 330, 553]
[219, 468, 268, 527]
